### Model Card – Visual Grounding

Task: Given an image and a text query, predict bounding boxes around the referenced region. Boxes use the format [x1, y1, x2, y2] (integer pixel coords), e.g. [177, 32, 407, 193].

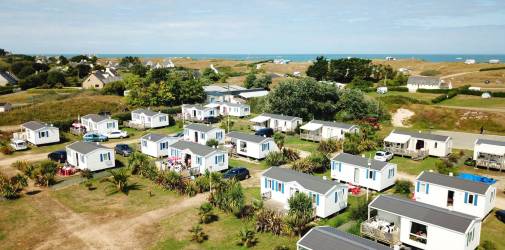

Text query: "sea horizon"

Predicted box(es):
[33, 53, 505, 63]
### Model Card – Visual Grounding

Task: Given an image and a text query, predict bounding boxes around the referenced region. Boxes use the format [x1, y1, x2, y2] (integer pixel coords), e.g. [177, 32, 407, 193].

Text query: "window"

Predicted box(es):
[334, 191, 339, 203]
[409, 222, 427, 244]
[467, 227, 475, 246]
[196, 156, 202, 165]
[216, 131, 223, 140]
[160, 142, 168, 150]
[100, 152, 111, 162]
[159, 115, 167, 122]
[201, 133, 205, 139]
[388, 168, 395, 178]
[147, 117, 151, 122]
[107, 122, 115, 129]
[142, 140, 147, 147]
[80, 154, 85, 163]
[215, 154, 225, 164]
[268, 180, 272, 189]
[277, 182, 282, 192]
[171, 149, 177, 156]
[417, 182, 429, 194]
[39, 131, 48, 138]
[261, 143, 270, 151]
[434, 142, 438, 148]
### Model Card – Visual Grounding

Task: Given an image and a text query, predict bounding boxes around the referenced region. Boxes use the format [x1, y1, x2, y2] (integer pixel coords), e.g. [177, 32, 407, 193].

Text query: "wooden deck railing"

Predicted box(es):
[360, 219, 400, 246]
[476, 159, 505, 171]
[384, 146, 429, 160]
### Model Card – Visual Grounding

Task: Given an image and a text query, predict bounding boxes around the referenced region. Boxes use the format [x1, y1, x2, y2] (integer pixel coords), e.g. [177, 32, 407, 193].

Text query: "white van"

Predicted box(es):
[10, 139, 28, 151]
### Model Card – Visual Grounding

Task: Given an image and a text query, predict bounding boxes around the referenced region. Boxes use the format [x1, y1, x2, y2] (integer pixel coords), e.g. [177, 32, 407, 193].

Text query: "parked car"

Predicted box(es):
[48, 150, 67, 163]
[174, 131, 184, 138]
[497, 210, 505, 223]
[115, 144, 133, 157]
[223, 167, 250, 181]
[83, 132, 108, 142]
[10, 139, 27, 151]
[203, 116, 220, 124]
[105, 130, 128, 139]
[254, 128, 274, 137]
[374, 151, 393, 162]
[464, 158, 476, 167]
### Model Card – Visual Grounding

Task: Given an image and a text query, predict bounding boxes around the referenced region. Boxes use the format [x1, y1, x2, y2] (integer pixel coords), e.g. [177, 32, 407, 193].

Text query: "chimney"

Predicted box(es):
[449, 172, 453, 176]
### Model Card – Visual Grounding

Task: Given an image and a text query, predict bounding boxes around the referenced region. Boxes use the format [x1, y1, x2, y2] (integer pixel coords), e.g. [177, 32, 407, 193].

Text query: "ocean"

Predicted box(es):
[42, 53, 505, 63]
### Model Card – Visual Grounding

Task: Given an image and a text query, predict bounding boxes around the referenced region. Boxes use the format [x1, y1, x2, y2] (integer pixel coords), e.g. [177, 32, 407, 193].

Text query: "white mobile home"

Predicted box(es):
[183, 123, 225, 145]
[208, 102, 250, 117]
[298, 226, 390, 250]
[415, 171, 496, 219]
[363, 195, 481, 250]
[261, 167, 348, 218]
[407, 76, 451, 93]
[130, 109, 169, 129]
[66, 142, 115, 171]
[0, 102, 12, 112]
[384, 130, 452, 159]
[168, 140, 228, 175]
[15, 121, 60, 146]
[81, 114, 119, 135]
[473, 139, 505, 171]
[331, 153, 397, 191]
[300, 120, 358, 142]
[226, 131, 279, 159]
[140, 133, 180, 158]
[181, 104, 218, 121]
[249, 113, 303, 132]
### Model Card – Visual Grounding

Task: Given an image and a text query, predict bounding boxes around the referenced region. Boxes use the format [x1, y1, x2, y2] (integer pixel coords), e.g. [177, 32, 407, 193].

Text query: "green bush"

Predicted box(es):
[265, 151, 286, 166]
[394, 180, 412, 195]
[479, 66, 505, 72]
[387, 86, 409, 92]
[420, 69, 441, 76]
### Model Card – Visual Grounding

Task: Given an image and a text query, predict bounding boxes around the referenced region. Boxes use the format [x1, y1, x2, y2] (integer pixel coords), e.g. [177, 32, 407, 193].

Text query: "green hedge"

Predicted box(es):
[417, 88, 450, 94]
[431, 90, 458, 104]
[388, 86, 409, 92]
[0, 86, 15, 95]
[111, 112, 131, 123]
[479, 66, 505, 72]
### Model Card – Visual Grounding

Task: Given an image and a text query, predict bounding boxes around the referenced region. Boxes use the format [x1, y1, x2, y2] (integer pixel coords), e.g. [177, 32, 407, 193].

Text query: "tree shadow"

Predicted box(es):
[25, 190, 42, 196]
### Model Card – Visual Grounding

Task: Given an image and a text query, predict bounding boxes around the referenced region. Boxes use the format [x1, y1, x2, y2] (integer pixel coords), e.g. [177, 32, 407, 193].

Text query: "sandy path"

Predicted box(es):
[440, 71, 479, 80]
[391, 108, 414, 127]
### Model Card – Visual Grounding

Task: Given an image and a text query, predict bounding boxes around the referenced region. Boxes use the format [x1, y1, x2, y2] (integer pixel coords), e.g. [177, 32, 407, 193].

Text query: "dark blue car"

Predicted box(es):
[223, 167, 250, 181]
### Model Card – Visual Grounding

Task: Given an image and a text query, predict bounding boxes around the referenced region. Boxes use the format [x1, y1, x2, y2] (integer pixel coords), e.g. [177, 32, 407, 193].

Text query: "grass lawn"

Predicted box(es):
[480, 211, 505, 249]
[390, 156, 442, 176]
[284, 135, 319, 153]
[439, 95, 505, 109]
[0, 88, 82, 105]
[229, 158, 269, 171]
[368, 91, 440, 103]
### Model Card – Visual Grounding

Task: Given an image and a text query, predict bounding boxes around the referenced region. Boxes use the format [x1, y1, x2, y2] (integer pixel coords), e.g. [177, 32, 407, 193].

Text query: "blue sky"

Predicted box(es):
[1, 0, 505, 54]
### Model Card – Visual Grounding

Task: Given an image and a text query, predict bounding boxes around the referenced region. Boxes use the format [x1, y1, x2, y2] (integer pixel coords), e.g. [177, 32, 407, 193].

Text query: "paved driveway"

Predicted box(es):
[432, 130, 505, 150]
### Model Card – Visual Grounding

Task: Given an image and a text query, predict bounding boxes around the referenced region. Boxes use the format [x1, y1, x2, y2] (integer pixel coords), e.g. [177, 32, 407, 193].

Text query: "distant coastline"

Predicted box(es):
[35, 53, 505, 63]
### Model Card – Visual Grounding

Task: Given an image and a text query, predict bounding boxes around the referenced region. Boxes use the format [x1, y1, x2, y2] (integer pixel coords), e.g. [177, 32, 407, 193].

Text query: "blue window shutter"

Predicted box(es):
[339, 162, 342, 172]
[335, 192, 338, 203]
[366, 169, 369, 179]
[474, 195, 478, 206]
[108, 152, 111, 160]
[264, 178, 267, 188]
[100, 154, 103, 162]
[416, 181, 420, 192]
[281, 183, 284, 193]
[215, 156, 217, 164]
[316, 194, 319, 206]
[331, 161, 334, 170]
[464, 192, 468, 203]
[372, 171, 376, 181]
[426, 183, 429, 194]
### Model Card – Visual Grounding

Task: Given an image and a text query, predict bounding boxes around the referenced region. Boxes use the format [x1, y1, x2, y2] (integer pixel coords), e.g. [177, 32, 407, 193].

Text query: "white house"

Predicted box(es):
[183, 123, 225, 145]
[300, 120, 359, 142]
[81, 114, 119, 134]
[207, 102, 250, 117]
[66, 142, 115, 171]
[261, 167, 348, 218]
[297, 226, 390, 250]
[181, 104, 219, 121]
[331, 153, 397, 191]
[414, 171, 496, 219]
[249, 113, 303, 132]
[473, 139, 505, 171]
[363, 195, 481, 250]
[384, 130, 452, 159]
[130, 109, 169, 129]
[226, 131, 279, 159]
[407, 76, 451, 93]
[140, 133, 180, 158]
[168, 140, 228, 175]
[0, 102, 12, 112]
[14, 121, 60, 146]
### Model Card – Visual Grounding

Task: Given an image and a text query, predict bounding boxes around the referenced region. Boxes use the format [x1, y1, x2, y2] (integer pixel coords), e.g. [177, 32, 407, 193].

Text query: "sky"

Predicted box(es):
[1, 0, 505, 54]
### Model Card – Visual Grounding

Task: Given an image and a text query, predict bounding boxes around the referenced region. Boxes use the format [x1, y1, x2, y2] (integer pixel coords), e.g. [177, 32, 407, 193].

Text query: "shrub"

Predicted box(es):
[198, 202, 216, 224]
[350, 198, 369, 221]
[318, 139, 341, 155]
[306, 152, 330, 173]
[0, 173, 28, 199]
[0, 145, 14, 155]
[436, 160, 458, 175]
[387, 86, 409, 92]
[420, 69, 441, 76]
[479, 66, 505, 72]
[282, 148, 300, 162]
[286, 192, 314, 236]
[273, 133, 285, 149]
[291, 158, 315, 173]
[265, 151, 287, 166]
[478, 240, 497, 250]
[206, 139, 219, 148]
[394, 180, 412, 195]
[255, 208, 284, 235]
[195, 175, 210, 193]
[274, 246, 291, 250]
[236, 228, 258, 248]
[189, 224, 208, 243]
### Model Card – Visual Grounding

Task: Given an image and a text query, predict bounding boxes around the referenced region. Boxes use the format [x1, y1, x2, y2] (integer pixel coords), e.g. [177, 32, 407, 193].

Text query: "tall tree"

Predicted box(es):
[306, 56, 328, 81]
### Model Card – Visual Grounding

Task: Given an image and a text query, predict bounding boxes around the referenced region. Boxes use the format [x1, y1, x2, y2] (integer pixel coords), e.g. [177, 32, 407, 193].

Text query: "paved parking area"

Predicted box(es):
[432, 130, 505, 150]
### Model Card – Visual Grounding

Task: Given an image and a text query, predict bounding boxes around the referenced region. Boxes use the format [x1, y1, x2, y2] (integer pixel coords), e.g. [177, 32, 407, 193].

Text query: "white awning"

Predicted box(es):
[300, 122, 322, 131]
[249, 115, 270, 123]
[204, 103, 221, 108]
[384, 133, 411, 144]
[239, 91, 269, 99]
[478, 144, 505, 156]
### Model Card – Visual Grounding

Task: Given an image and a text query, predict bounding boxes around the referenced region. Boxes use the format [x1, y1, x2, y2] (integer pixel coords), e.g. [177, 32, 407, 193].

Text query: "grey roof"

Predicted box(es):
[475, 138, 505, 147]
[21, 121, 54, 131]
[312, 120, 356, 129]
[393, 129, 450, 142]
[226, 131, 270, 144]
[370, 195, 478, 234]
[141, 133, 168, 142]
[67, 141, 110, 154]
[170, 140, 218, 156]
[221, 102, 249, 108]
[417, 171, 491, 195]
[92, 71, 122, 84]
[0, 70, 18, 84]
[132, 108, 164, 117]
[407, 76, 442, 86]
[82, 114, 111, 123]
[185, 123, 218, 133]
[332, 153, 389, 171]
[262, 113, 301, 121]
[263, 167, 341, 194]
[298, 226, 390, 250]
[182, 104, 209, 110]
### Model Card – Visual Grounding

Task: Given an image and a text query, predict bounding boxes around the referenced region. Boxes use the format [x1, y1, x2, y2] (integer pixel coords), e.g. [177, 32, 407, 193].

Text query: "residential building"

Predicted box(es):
[249, 113, 303, 132]
[13, 121, 60, 146]
[415, 171, 496, 219]
[140, 133, 180, 158]
[168, 140, 228, 175]
[0, 70, 18, 86]
[130, 108, 169, 129]
[183, 123, 225, 145]
[300, 120, 358, 142]
[226, 131, 279, 159]
[363, 195, 481, 250]
[0, 102, 12, 112]
[384, 130, 452, 159]
[81, 114, 119, 134]
[211, 102, 251, 117]
[66, 142, 115, 171]
[181, 104, 219, 121]
[261, 167, 348, 218]
[297, 226, 390, 250]
[407, 76, 451, 93]
[473, 139, 505, 171]
[82, 69, 122, 89]
[331, 153, 397, 191]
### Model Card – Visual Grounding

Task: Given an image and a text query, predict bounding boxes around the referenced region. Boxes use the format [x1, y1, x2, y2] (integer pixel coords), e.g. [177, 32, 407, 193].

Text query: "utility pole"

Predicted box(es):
[227, 81, 230, 132]
[366, 156, 371, 202]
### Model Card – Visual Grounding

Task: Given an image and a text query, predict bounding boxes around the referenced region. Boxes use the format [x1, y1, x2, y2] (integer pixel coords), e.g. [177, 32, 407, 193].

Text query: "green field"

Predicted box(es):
[367, 91, 440, 103]
[439, 95, 505, 109]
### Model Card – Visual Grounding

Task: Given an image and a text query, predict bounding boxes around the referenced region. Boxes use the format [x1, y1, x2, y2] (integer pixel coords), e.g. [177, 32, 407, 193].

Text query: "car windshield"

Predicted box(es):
[376, 152, 384, 156]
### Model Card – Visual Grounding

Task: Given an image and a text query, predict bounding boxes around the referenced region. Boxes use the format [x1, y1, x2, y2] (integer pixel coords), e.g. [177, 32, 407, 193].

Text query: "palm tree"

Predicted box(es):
[273, 132, 285, 150]
[236, 228, 258, 248]
[286, 192, 314, 236]
[189, 224, 207, 243]
[128, 151, 156, 179]
[102, 168, 130, 194]
[198, 202, 215, 224]
[0, 173, 28, 199]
